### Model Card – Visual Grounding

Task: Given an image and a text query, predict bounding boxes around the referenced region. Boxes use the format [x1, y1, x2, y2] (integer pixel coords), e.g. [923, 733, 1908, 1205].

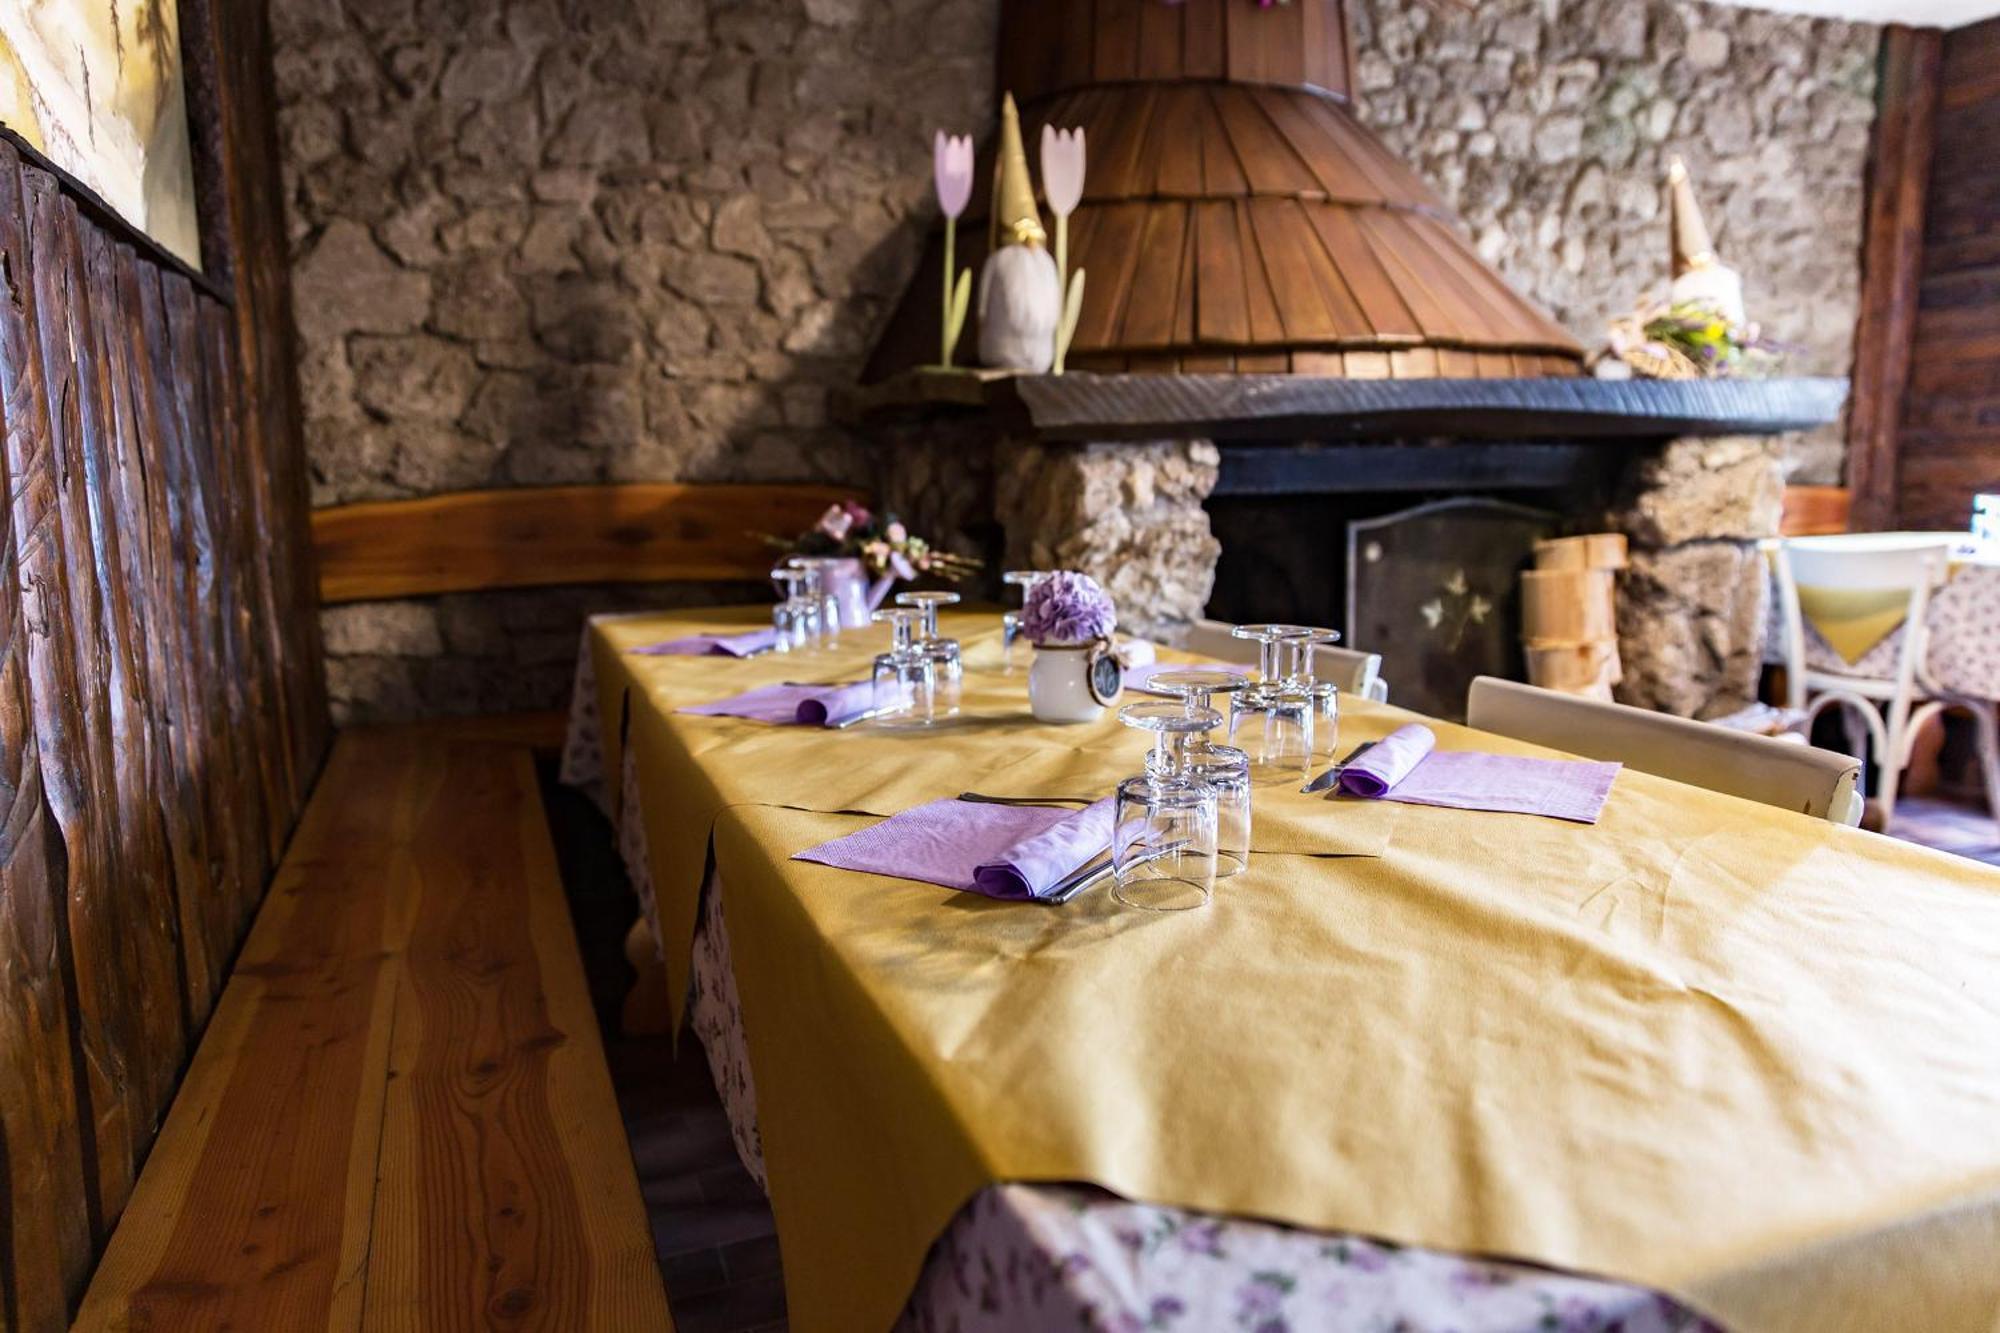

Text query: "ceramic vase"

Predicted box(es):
[1029, 643, 1101, 724]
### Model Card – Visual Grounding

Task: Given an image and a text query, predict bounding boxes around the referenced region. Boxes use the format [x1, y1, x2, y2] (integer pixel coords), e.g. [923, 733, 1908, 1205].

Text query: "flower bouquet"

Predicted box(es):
[761, 502, 980, 629]
[1021, 571, 1123, 723]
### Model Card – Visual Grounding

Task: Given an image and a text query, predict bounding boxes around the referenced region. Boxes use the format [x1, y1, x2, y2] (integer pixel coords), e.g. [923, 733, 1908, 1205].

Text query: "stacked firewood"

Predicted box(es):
[1521, 535, 1627, 700]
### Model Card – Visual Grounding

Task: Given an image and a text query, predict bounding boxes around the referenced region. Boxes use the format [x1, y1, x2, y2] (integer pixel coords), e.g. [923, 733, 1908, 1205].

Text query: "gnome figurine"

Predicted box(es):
[1666, 157, 1745, 327]
[977, 94, 1064, 373]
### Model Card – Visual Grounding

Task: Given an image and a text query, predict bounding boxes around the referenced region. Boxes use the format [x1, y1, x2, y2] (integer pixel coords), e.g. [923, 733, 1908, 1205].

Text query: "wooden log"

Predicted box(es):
[0, 144, 94, 1333]
[1524, 640, 1621, 699]
[1520, 568, 1617, 643]
[1532, 533, 1628, 572]
[1780, 485, 1854, 537]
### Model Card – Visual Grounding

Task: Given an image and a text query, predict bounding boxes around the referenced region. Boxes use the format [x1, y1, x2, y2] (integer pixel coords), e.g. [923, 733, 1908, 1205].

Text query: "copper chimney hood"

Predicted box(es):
[865, 0, 1584, 382]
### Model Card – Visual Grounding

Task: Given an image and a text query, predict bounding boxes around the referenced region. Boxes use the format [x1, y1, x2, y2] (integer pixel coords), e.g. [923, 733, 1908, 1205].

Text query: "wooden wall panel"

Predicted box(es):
[0, 0, 330, 1316]
[0, 158, 93, 1333]
[1894, 15, 2000, 531]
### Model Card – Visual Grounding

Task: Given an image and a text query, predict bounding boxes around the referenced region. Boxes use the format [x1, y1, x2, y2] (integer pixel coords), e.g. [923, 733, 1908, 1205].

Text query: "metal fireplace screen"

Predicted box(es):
[1345, 498, 1558, 721]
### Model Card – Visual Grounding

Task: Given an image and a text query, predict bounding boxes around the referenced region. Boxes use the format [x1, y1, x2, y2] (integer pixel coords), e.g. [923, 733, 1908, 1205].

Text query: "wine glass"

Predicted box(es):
[868, 608, 934, 728]
[1227, 624, 1314, 786]
[897, 590, 963, 718]
[1114, 702, 1220, 912]
[1142, 669, 1253, 879]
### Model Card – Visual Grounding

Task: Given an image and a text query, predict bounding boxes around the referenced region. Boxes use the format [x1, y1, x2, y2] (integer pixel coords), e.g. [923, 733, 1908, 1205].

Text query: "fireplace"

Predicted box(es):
[856, 0, 1851, 722]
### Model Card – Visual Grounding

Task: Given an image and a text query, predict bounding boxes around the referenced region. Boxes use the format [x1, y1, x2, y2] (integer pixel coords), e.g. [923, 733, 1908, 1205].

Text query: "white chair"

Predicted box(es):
[1772, 535, 2000, 830]
[1184, 618, 1389, 702]
[1466, 676, 1864, 825]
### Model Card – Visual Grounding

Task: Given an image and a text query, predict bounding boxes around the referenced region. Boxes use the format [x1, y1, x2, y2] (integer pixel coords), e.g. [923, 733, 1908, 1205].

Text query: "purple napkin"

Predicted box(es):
[632, 627, 779, 657]
[794, 797, 1116, 900]
[1339, 724, 1619, 824]
[680, 680, 877, 727]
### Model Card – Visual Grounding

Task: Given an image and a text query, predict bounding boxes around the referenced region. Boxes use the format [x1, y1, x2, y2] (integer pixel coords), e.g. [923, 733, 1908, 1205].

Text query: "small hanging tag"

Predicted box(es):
[1086, 637, 1124, 706]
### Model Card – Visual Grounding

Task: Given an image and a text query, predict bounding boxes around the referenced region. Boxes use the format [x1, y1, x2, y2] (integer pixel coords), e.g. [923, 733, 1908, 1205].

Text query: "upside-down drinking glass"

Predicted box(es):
[868, 608, 934, 728]
[1114, 702, 1220, 912]
[1143, 668, 1253, 879]
[770, 567, 811, 653]
[897, 590, 963, 718]
[1291, 628, 1343, 764]
[789, 557, 844, 651]
[1000, 570, 1048, 675]
[1228, 624, 1314, 786]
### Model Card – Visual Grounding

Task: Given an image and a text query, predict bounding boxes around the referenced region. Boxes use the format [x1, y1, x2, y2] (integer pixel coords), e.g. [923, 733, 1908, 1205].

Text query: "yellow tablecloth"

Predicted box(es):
[593, 608, 2000, 1333]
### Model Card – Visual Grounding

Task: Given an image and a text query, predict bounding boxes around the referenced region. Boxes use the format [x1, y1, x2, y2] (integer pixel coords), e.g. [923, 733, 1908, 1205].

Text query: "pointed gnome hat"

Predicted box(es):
[991, 93, 1047, 249]
[1667, 156, 1718, 277]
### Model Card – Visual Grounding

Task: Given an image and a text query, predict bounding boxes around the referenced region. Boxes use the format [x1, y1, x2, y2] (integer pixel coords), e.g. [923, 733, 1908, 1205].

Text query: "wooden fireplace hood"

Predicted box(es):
[863, 0, 1586, 383]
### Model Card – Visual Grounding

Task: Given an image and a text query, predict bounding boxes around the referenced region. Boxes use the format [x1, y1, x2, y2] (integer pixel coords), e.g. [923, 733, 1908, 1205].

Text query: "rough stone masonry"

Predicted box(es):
[271, 0, 1878, 721]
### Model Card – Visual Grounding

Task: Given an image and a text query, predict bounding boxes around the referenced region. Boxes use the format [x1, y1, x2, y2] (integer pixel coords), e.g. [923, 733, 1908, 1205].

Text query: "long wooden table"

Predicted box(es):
[575, 606, 2000, 1333]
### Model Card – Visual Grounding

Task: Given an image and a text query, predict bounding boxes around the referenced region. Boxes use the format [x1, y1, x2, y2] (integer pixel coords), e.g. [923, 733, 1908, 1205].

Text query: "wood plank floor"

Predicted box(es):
[75, 731, 672, 1331]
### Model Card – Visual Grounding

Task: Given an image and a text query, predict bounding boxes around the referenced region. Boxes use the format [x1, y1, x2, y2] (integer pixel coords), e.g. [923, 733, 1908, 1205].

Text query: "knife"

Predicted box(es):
[1302, 741, 1377, 794]
[1044, 838, 1193, 905]
[827, 704, 901, 729]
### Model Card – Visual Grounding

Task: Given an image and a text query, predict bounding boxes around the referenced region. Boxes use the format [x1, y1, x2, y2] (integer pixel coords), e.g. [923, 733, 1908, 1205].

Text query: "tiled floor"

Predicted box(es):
[609, 1038, 786, 1333]
[1891, 794, 2000, 866]
[544, 761, 1997, 1333]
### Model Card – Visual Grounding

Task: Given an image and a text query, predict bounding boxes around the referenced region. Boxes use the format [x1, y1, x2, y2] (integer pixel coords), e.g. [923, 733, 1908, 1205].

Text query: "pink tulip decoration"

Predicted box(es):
[1040, 125, 1089, 375]
[934, 131, 976, 368]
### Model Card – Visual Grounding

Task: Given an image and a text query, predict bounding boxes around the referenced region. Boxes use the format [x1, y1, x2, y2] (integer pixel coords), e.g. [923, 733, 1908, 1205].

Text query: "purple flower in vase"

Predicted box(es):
[1022, 570, 1116, 646]
[817, 503, 854, 541]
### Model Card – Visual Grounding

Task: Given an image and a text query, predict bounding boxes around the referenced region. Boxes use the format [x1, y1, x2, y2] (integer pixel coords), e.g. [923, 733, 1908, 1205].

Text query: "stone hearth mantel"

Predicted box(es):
[856, 371, 1848, 443]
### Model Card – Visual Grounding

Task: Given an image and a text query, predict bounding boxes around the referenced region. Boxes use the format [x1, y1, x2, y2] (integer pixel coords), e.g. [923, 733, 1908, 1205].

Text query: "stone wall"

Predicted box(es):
[272, 0, 1879, 722]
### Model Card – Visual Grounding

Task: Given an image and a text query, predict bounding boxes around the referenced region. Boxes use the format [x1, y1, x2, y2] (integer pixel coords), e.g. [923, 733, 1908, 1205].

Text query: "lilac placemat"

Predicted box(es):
[1340, 724, 1619, 824]
[795, 797, 1115, 900]
[633, 627, 779, 657]
[681, 680, 876, 728]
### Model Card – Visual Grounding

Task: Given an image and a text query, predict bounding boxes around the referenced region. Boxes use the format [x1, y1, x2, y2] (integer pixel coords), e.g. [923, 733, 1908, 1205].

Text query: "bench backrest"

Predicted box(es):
[312, 482, 866, 604]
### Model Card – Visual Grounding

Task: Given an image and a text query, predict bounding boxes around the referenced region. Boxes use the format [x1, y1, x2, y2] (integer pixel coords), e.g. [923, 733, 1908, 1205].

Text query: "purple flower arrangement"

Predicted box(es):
[1022, 571, 1116, 646]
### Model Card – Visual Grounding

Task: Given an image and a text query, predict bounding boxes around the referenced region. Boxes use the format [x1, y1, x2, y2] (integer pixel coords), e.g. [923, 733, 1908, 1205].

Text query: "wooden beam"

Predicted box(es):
[312, 482, 866, 604]
[1847, 25, 1943, 532]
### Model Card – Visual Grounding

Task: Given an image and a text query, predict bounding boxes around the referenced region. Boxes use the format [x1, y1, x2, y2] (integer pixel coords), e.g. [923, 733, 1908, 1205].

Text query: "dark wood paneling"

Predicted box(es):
[0, 0, 328, 1316]
[1895, 16, 2000, 532]
[0, 151, 93, 1333]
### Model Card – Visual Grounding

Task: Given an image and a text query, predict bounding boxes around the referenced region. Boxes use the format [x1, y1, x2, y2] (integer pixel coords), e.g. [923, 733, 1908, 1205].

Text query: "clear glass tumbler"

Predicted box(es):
[1000, 570, 1047, 675]
[1293, 629, 1343, 764]
[897, 590, 963, 718]
[1143, 668, 1253, 879]
[868, 608, 934, 728]
[1228, 624, 1314, 786]
[1113, 702, 1220, 912]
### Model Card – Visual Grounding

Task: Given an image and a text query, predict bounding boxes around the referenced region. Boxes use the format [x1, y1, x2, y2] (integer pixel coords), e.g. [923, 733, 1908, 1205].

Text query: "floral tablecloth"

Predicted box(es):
[561, 624, 1717, 1333]
[1764, 556, 2000, 701]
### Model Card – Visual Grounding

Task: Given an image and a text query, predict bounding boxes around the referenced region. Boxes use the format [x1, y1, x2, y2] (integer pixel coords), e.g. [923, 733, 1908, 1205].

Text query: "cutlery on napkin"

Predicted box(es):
[633, 627, 780, 657]
[794, 797, 1116, 901]
[1331, 723, 1620, 823]
[1302, 741, 1377, 794]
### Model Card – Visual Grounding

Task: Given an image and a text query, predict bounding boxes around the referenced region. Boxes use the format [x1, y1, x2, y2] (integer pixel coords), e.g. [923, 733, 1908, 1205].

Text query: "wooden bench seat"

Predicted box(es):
[74, 730, 672, 1330]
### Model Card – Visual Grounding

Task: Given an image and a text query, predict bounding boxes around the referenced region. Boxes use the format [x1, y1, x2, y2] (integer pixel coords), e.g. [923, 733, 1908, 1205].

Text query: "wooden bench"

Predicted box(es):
[74, 730, 673, 1329]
